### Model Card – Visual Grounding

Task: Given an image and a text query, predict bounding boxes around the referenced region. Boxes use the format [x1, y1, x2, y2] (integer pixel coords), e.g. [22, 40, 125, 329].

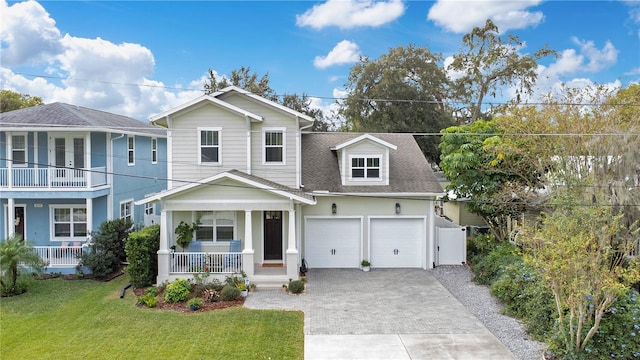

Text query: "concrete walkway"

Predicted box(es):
[244, 268, 515, 360]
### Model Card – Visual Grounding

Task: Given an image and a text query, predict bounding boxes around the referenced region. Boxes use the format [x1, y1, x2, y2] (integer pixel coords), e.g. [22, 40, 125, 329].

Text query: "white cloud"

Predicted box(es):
[296, 0, 405, 30]
[427, 0, 544, 33]
[571, 37, 618, 72]
[0, 0, 63, 66]
[0, 0, 203, 120]
[314, 40, 361, 69]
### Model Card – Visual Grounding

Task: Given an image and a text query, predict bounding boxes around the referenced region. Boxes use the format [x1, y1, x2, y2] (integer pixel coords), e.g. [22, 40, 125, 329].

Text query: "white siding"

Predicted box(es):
[169, 104, 247, 186]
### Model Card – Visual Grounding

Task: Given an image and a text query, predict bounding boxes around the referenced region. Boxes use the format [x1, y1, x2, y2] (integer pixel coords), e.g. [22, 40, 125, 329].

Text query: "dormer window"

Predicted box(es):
[351, 156, 381, 179]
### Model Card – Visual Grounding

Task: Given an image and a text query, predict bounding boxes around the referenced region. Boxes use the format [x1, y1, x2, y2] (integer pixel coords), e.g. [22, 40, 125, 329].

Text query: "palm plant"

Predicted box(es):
[0, 235, 45, 295]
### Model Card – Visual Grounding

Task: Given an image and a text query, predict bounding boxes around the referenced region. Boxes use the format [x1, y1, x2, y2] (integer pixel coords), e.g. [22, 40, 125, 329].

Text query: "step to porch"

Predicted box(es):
[249, 274, 291, 289]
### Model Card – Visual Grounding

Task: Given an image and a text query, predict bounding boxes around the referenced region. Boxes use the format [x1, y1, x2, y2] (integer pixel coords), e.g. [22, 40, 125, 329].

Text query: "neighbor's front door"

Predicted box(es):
[14, 206, 25, 240]
[263, 211, 283, 261]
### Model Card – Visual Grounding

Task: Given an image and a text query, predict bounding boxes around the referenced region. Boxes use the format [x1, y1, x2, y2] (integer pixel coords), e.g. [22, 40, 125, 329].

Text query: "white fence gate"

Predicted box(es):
[436, 226, 467, 266]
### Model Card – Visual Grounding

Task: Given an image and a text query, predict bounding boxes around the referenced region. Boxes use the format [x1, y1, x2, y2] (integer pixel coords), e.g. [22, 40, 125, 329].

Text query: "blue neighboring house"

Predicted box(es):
[0, 103, 167, 273]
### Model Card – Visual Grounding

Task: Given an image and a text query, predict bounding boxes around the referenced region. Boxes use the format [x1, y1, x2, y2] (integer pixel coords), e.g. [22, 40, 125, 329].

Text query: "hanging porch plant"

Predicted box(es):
[175, 221, 198, 251]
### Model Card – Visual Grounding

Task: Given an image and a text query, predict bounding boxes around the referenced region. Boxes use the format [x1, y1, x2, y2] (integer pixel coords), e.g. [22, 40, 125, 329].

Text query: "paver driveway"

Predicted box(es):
[245, 269, 515, 359]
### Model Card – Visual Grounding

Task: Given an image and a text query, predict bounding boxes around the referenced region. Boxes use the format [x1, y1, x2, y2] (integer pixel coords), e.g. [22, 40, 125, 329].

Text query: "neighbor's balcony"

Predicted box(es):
[33, 246, 84, 267]
[170, 252, 242, 274]
[0, 167, 108, 189]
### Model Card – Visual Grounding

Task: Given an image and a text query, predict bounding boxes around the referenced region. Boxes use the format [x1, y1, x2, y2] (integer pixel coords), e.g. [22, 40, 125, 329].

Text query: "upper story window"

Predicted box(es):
[11, 134, 27, 167]
[127, 135, 135, 166]
[195, 211, 235, 242]
[151, 138, 158, 164]
[351, 156, 381, 179]
[120, 200, 133, 222]
[264, 129, 285, 164]
[199, 129, 220, 164]
[51, 206, 87, 240]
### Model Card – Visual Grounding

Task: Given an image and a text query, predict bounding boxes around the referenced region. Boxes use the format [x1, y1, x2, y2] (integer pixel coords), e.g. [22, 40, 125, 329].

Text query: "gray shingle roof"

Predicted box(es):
[0, 103, 166, 137]
[227, 169, 315, 203]
[301, 133, 444, 194]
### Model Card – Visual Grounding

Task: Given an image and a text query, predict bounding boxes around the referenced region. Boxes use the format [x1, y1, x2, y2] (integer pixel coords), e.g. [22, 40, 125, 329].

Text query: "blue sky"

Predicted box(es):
[1, 0, 639, 121]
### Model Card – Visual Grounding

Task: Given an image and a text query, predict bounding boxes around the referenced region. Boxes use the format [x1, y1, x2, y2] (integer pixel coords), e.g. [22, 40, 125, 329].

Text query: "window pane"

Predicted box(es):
[352, 169, 365, 178]
[55, 224, 71, 237]
[216, 227, 233, 241]
[367, 168, 380, 178]
[73, 208, 87, 221]
[74, 138, 85, 168]
[128, 137, 135, 149]
[352, 158, 364, 167]
[55, 138, 66, 167]
[201, 147, 219, 162]
[74, 223, 87, 237]
[201, 131, 218, 146]
[265, 132, 282, 146]
[55, 208, 71, 222]
[12, 136, 26, 165]
[196, 227, 214, 241]
[266, 147, 282, 162]
[367, 158, 379, 167]
[12, 135, 25, 149]
[196, 212, 214, 226]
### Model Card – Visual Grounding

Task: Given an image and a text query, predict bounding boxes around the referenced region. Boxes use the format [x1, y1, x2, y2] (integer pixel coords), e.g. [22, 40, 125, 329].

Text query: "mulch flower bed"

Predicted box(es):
[132, 287, 246, 313]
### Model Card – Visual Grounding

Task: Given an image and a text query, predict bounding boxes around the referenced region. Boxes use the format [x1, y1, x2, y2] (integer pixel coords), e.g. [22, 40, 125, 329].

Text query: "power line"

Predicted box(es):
[12, 72, 640, 107]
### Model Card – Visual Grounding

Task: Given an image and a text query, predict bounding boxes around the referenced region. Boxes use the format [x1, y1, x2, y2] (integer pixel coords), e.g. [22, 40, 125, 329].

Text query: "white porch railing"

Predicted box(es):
[33, 246, 83, 267]
[170, 252, 242, 274]
[0, 167, 107, 188]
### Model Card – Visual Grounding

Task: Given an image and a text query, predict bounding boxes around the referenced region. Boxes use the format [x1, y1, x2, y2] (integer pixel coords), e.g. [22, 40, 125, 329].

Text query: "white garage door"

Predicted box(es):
[370, 218, 424, 268]
[305, 218, 361, 268]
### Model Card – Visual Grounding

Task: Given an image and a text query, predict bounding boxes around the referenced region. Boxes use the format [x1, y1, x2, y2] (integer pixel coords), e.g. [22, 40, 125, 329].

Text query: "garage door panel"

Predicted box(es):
[371, 218, 423, 268]
[305, 218, 361, 268]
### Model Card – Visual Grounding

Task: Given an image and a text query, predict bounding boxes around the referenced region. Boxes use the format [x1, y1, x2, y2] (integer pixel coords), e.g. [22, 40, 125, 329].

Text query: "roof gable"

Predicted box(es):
[149, 95, 263, 126]
[137, 170, 315, 205]
[331, 134, 398, 151]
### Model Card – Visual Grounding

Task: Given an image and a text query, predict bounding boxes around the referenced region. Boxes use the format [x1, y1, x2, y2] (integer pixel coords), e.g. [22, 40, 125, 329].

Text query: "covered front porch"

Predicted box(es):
[139, 171, 316, 286]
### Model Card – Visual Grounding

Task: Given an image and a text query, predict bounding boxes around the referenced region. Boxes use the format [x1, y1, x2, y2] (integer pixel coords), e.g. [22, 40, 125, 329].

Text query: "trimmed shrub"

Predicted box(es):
[79, 219, 132, 279]
[221, 284, 240, 301]
[164, 279, 191, 303]
[125, 225, 160, 287]
[491, 261, 555, 340]
[470, 241, 520, 285]
[288, 280, 305, 294]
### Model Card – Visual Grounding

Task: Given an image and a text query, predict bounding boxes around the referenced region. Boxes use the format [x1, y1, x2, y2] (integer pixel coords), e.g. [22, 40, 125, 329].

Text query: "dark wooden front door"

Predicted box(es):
[264, 211, 283, 261]
[14, 206, 25, 241]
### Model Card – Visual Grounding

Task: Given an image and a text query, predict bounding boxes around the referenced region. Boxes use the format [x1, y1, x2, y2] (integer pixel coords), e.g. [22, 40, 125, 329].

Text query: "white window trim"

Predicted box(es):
[262, 127, 286, 165]
[151, 138, 158, 164]
[127, 135, 135, 166]
[197, 127, 222, 165]
[49, 205, 88, 242]
[11, 133, 28, 168]
[348, 155, 383, 182]
[194, 211, 236, 243]
[120, 199, 134, 221]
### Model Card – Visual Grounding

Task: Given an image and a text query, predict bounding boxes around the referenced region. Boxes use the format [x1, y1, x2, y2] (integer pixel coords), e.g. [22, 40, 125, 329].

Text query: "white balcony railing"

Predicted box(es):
[170, 252, 242, 274]
[0, 167, 107, 188]
[33, 246, 84, 267]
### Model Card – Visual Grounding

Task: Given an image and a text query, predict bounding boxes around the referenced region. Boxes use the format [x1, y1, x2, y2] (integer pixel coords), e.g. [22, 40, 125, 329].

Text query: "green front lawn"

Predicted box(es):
[0, 276, 303, 359]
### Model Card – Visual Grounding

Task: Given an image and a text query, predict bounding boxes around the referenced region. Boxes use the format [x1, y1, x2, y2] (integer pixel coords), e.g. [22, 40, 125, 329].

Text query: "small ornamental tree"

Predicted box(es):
[522, 192, 640, 357]
[0, 235, 45, 295]
[125, 224, 160, 288]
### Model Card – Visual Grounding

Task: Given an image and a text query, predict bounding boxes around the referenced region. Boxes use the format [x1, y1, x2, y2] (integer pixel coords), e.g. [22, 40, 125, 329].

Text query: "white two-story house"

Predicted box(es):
[139, 86, 444, 285]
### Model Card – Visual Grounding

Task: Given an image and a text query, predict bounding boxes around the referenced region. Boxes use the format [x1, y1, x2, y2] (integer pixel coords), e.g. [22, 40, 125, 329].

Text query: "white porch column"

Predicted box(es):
[85, 198, 93, 242]
[157, 209, 170, 284]
[242, 210, 255, 276]
[7, 198, 15, 238]
[286, 208, 299, 279]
